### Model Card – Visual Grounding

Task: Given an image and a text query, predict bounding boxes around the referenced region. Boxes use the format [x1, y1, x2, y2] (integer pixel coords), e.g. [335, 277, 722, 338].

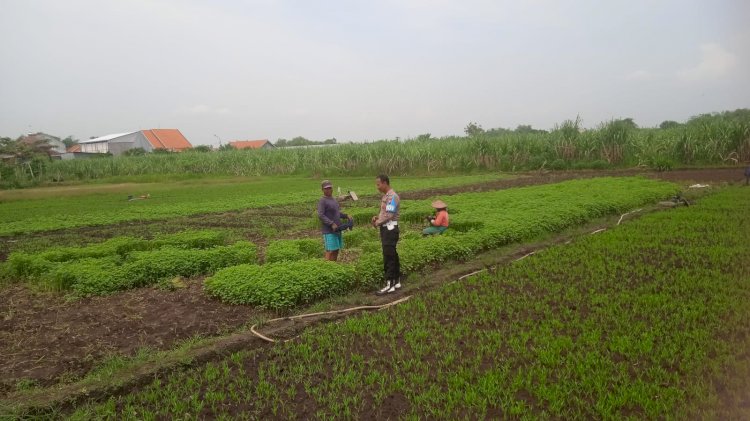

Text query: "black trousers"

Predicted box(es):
[380, 226, 400, 282]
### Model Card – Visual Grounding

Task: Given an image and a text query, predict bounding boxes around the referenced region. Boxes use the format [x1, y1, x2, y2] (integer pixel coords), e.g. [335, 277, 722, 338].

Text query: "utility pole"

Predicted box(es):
[213, 134, 222, 148]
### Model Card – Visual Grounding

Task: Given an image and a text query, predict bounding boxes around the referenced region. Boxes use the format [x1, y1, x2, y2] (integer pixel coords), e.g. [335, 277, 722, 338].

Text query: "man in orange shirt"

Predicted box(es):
[423, 200, 449, 236]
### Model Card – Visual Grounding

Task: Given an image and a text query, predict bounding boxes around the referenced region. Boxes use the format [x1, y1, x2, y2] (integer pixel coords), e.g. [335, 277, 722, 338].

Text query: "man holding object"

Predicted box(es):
[318, 180, 350, 261]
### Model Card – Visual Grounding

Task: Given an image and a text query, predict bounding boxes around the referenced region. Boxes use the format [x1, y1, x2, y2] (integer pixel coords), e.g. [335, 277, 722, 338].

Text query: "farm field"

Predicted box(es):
[0, 174, 507, 235]
[0, 168, 747, 419]
[65, 185, 750, 420]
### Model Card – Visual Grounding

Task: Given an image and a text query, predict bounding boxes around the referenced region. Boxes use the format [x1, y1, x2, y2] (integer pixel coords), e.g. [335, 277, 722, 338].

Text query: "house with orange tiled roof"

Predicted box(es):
[78, 129, 193, 156]
[228, 139, 275, 150]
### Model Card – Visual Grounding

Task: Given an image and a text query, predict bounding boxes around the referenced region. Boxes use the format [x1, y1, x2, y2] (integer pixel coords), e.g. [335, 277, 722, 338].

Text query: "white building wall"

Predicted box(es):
[80, 141, 109, 153]
[108, 132, 150, 156]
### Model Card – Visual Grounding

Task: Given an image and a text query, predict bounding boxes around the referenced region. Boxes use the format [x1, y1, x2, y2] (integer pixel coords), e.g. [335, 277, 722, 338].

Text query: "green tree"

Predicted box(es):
[619, 118, 638, 129]
[659, 120, 681, 129]
[61, 136, 79, 149]
[0, 137, 16, 154]
[464, 122, 484, 136]
[514, 125, 547, 134]
[288, 136, 312, 146]
[485, 127, 512, 136]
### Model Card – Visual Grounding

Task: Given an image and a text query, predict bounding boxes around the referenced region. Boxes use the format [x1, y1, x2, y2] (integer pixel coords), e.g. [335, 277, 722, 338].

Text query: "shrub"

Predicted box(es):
[7, 230, 227, 279]
[7, 252, 55, 278]
[265, 239, 321, 263]
[205, 260, 357, 309]
[154, 230, 227, 249]
[39, 241, 257, 295]
[355, 252, 384, 287]
[46, 256, 124, 292]
[120, 241, 257, 289]
[37, 236, 150, 262]
[343, 229, 377, 248]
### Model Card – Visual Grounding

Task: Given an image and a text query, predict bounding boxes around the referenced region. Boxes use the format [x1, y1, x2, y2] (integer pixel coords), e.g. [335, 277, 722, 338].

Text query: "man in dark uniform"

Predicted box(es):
[371, 174, 401, 295]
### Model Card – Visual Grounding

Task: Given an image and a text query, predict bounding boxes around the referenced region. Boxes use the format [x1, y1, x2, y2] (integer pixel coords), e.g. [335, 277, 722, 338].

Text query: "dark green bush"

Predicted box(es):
[343, 229, 377, 248]
[205, 260, 357, 309]
[39, 241, 257, 295]
[265, 239, 321, 263]
[7, 230, 227, 280]
[154, 230, 227, 249]
[7, 253, 58, 278]
[46, 256, 123, 292]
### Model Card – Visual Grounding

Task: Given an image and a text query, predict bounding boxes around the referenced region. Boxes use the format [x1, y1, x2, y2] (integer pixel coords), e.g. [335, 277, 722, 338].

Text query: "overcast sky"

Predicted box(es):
[1, 0, 748, 146]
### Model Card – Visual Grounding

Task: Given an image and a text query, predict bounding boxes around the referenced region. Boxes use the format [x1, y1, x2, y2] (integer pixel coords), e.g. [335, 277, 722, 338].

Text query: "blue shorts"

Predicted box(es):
[422, 226, 448, 236]
[323, 233, 343, 251]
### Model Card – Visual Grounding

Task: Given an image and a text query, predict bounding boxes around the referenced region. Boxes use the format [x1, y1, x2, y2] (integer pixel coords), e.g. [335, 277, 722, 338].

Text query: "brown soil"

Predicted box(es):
[0, 279, 257, 396]
[403, 167, 745, 199]
[0, 167, 741, 403]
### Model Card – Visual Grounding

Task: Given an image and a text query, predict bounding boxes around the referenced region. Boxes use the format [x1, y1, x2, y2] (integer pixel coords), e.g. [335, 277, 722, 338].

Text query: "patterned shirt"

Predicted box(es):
[375, 189, 400, 226]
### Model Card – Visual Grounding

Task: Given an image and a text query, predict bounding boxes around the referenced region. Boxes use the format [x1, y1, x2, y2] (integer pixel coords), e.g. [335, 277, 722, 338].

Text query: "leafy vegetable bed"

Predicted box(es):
[69, 186, 750, 420]
[206, 177, 678, 309]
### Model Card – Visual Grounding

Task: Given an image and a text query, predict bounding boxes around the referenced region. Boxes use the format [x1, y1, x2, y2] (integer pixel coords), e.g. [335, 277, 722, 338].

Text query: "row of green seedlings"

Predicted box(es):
[67, 187, 750, 420]
[0, 174, 497, 236]
[204, 177, 680, 310]
[4, 230, 257, 295]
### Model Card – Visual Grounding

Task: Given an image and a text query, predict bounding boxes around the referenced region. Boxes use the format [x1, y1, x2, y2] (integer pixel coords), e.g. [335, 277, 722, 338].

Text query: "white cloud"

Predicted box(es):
[678, 43, 738, 82]
[175, 105, 230, 115]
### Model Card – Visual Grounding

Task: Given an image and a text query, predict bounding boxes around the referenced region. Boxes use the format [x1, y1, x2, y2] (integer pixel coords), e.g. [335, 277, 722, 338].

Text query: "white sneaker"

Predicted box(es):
[393, 281, 402, 289]
[376, 281, 394, 295]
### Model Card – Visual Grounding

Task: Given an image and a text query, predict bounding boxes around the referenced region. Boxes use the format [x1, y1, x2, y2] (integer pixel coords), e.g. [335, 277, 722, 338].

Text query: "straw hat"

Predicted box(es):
[431, 200, 447, 209]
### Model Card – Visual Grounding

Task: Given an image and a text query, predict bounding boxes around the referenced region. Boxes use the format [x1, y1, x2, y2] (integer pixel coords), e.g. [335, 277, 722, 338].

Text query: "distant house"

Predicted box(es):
[59, 143, 100, 160]
[78, 129, 193, 156]
[228, 139, 275, 150]
[18, 132, 67, 156]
